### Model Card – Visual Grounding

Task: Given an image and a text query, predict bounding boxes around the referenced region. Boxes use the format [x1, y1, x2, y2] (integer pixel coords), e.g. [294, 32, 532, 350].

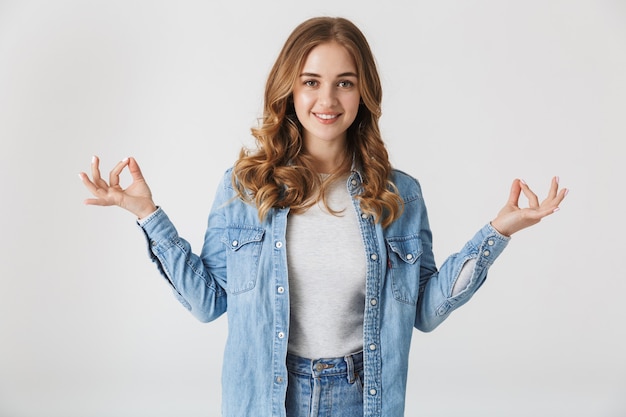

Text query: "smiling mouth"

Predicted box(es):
[314, 113, 340, 120]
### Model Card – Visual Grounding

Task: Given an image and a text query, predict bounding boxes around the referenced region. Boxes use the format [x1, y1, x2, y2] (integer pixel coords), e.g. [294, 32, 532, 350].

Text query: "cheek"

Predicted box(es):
[344, 94, 361, 117]
[293, 91, 313, 115]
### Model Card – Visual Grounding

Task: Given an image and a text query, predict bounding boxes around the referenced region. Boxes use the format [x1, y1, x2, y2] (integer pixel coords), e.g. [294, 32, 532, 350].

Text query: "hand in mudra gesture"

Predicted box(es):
[490, 177, 568, 237]
[79, 156, 157, 219]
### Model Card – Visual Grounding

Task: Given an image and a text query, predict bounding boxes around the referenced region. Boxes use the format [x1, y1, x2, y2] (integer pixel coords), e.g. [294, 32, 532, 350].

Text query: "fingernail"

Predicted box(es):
[556, 176, 560, 184]
[564, 189, 569, 197]
[553, 207, 560, 213]
[122, 157, 129, 163]
[520, 179, 527, 185]
[78, 173, 83, 180]
[91, 155, 96, 163]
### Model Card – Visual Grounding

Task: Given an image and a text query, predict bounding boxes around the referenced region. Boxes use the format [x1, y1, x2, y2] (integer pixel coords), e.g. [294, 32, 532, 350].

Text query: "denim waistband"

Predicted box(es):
[286, 350, 363, 381]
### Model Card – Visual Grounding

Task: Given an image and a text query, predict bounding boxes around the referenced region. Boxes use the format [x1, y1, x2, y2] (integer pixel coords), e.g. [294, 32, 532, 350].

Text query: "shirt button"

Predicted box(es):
[351, 179, 358, 186]
[483, 250, 490, 256]
[488, 240, 495, 246]
[275, 241, 283, 249]
[277, 286, 285, 294]
[278, 332, 285, 339]
[151, 240, 157, 246]
[275, 376, 284, 383]
[361, 213, 369, 219]
[370, 298, 377, 306]
[369, 344, 377, 351]
[370, 253, 378, 261]
[369, 388, 377, 396]
[231, 240, 238, 247]
[406, 253, 413, 260]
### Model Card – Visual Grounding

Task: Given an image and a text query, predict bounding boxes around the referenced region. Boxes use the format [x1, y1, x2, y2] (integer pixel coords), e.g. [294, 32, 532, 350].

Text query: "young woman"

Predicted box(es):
[79, 16, 567, 417]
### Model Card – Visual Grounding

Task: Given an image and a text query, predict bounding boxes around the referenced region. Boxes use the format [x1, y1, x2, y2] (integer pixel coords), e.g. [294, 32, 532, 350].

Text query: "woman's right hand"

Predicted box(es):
[79, 156, 157, 219]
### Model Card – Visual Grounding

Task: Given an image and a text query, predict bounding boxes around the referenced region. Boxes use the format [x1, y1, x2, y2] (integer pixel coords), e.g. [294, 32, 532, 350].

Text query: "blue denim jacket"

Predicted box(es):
[139, 168, 509, 416]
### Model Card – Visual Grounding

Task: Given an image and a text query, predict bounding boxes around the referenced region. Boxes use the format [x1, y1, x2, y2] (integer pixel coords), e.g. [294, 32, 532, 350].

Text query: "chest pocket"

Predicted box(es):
[221, 226, 265, 294]
[386, 234, 423, 305]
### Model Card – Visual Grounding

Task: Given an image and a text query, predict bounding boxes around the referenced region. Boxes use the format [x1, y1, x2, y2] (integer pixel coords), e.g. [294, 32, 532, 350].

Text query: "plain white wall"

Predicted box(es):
[1, 0, 624, 416]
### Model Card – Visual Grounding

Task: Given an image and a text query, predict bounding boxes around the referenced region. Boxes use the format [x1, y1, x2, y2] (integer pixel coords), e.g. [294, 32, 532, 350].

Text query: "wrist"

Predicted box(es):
[490, 220, 512, 237]
[137, 203, 158, 220]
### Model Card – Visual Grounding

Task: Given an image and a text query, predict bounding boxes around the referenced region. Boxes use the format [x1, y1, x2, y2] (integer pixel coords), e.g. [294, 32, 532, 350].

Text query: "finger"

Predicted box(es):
[505, 179, 522, 207]
[519, 179, 540, 208]
[109, 157, 130, 187]
[90, 155, 103, 183]
[79, 171, 100, 195]
[533, 187, 569, 219]
[83, 197, 100, 206]
[545, 176, 559, 200]
[534, 203, 563, 219]
[78, 171, 92, 186]
[127, 157, 146, 181]
[551, 187, 569, 207]
[540, 178, 568, 209]
[83, 197, 111, 206]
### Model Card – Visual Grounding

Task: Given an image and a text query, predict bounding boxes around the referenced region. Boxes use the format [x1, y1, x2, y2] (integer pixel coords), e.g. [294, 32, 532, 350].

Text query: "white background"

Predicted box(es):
[1, 0, 625, 416]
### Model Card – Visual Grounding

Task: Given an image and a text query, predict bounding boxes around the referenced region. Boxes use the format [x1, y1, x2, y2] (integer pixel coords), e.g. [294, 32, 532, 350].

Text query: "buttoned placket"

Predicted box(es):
[271, 207, 290, 416]
[348, 172, 383, 416]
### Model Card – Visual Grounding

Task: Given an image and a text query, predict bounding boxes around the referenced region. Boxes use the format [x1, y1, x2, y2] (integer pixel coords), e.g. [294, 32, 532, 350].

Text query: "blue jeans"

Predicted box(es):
[285, 351, 364, 417]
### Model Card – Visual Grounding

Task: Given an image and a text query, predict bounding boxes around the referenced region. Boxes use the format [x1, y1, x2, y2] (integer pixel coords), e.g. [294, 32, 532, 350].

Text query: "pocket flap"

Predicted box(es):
[221, 226, 265, 252]
[386, 235, 423, 265]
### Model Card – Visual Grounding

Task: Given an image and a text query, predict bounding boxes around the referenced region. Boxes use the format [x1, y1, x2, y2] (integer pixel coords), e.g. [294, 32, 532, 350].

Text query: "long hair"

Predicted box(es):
[232, 16, 403, 227]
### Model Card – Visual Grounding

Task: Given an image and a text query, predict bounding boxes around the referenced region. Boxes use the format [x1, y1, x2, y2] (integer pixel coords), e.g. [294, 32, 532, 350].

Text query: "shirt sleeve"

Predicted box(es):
[137, 189, 229, 323]
[415, 223, 510, 332]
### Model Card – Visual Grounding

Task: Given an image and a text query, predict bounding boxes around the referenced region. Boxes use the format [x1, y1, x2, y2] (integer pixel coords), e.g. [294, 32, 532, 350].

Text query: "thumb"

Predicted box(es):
[127, 157, 146, 182]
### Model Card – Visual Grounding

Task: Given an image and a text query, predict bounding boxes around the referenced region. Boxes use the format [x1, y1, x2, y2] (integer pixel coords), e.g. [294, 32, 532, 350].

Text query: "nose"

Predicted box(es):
[317, 84, 338, 107]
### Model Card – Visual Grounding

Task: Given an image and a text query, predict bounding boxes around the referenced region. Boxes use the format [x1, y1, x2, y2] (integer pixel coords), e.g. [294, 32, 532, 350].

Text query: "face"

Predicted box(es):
[292, 42, 361, 153]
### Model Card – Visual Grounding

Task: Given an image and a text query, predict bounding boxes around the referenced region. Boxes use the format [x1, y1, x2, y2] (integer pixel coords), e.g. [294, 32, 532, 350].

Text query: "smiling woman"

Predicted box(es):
[233, 17, 402, 227]
[79, 15, 567, 417]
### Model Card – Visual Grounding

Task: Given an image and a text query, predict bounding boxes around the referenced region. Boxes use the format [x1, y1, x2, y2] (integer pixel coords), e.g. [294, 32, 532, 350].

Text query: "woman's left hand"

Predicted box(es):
[490, 177, 568, 237]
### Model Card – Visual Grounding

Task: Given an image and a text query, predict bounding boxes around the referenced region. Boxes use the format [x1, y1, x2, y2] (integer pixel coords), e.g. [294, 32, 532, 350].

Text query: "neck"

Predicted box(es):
[309, 148, 350, 174]
[304, 136, 349, 174]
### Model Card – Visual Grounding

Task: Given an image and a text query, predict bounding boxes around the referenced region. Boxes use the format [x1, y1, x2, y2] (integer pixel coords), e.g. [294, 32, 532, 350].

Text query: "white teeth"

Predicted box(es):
[315, 113, 338, 120]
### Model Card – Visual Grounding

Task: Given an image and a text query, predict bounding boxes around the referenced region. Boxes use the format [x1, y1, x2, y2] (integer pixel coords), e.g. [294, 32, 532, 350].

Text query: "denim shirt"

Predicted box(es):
[139, 168, 509, 417]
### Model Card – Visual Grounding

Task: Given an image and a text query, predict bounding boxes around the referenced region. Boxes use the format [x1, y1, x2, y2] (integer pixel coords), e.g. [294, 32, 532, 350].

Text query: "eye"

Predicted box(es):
[304, 80, 319, 87]
[338, 80, 354, 88]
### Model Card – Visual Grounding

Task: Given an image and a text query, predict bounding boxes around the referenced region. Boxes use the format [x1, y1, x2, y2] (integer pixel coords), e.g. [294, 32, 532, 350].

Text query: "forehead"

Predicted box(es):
[300, 42, 357, 74]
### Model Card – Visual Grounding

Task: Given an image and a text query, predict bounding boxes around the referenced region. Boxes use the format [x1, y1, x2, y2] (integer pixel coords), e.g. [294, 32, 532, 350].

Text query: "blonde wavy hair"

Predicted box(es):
[233, 16, 403, 227]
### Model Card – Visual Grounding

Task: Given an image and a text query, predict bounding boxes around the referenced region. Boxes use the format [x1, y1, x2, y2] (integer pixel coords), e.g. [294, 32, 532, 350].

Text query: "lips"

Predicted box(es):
[313, 112, 341, 123]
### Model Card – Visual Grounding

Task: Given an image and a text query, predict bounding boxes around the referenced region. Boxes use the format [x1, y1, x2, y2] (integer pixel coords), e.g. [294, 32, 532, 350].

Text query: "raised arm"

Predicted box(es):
[414, 176, 568, 331]
[79, 156, 157, 219]
[80, 156, 228, 322]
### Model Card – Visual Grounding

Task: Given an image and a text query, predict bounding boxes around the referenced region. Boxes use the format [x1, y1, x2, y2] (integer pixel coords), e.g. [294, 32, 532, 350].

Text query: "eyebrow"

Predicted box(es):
[299, 72, 358, 78]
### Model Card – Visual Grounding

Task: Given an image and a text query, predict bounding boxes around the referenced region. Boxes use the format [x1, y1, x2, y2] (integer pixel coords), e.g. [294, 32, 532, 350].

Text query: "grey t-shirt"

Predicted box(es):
[286, 176, 366, 359]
